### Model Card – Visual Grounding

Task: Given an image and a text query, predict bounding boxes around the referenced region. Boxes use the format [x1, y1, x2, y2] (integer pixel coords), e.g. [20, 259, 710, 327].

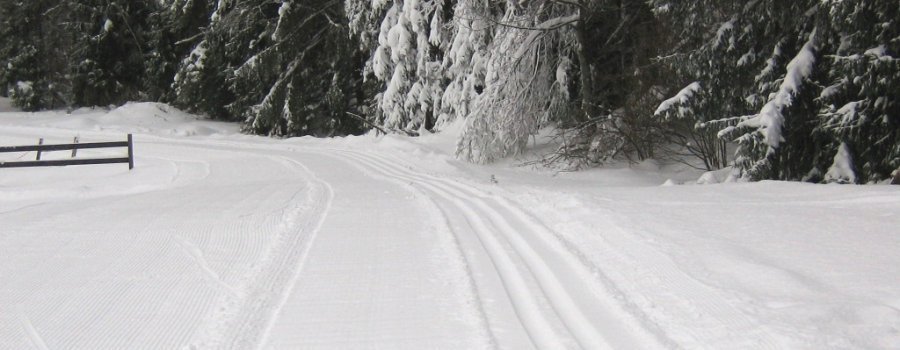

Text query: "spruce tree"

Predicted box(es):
[655, 0, 898, 182]
[817, 0, 899, 183]
[349, 0, 454, 133]
[172, 0, 365, 136]
[171, 0, 256, 120]
[145, 0, 214, 102]
[61, 0, 156, 107]
[240, 0, 365, 136]
[0, 0, 63, 110]
[653, 1, 818, 180]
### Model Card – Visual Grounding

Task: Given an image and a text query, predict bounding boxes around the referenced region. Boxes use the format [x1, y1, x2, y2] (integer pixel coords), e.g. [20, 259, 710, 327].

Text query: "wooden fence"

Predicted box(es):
[0, 134, 134, 170]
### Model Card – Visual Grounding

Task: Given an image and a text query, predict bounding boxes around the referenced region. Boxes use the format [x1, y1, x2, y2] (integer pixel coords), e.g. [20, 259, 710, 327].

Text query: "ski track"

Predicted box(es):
[327, 148, 667, 349]
[347, 149, 786, 349]
[0, 139, 331, 349]
[2, 131, 667, 349]
[257, 149, 494, 349]
[251, 157, 334, 350]
[3, 108, 897, 349]
[17, 314, 49, 350]
[189, 137, 783, 349]
[136, 143, 336, 350]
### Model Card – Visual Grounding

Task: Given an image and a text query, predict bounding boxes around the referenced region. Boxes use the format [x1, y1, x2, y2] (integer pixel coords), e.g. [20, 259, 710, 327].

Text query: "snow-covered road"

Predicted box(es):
[2, 102, 899, 349]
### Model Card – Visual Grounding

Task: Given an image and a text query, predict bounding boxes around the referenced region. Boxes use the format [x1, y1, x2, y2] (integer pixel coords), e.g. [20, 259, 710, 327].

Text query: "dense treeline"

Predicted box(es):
[1, 0, 897, 183]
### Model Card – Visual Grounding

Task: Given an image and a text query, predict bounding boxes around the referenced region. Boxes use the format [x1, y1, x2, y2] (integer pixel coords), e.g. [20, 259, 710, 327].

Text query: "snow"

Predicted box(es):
[738, 29, 818, 149]
[654, 82, 700, 117]
[825, 142, 857, 184]
[865, 45, 887, 58]
[714, 20, 734, 46]
[15, 81, 33, 95]
[2, 98, 899, 349]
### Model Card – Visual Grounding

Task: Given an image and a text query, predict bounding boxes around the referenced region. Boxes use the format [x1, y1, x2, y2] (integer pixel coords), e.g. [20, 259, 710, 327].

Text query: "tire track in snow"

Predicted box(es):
[331, 149, 667, 349]
[413, 190, 501, 349]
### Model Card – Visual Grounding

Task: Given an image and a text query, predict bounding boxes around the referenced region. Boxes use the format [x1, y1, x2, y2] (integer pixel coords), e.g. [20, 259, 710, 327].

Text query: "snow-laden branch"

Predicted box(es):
[488, 13, 580, 32]
[736, 28, 818, 150]
[654, 82, 700, 117]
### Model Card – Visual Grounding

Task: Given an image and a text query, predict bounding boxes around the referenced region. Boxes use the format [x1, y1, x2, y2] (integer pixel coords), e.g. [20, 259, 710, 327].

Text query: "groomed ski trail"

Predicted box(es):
[259, 149, 494, 349]
[0, 138, 332, 349]
[325, 148, 670, 349]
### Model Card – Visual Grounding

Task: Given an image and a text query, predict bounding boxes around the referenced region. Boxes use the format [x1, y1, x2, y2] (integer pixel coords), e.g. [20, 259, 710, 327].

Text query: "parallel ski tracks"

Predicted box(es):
[330, 148, 669, 349]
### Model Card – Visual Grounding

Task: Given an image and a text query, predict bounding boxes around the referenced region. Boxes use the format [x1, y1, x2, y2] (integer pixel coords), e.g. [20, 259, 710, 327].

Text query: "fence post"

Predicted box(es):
[71, 136, 79, 158]
[127, 134, 134, 170]
[36, 138, 44, 160]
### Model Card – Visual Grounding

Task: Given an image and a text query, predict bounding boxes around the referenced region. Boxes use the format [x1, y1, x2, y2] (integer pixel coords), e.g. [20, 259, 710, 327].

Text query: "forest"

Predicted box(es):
[1, 0, 897, 183]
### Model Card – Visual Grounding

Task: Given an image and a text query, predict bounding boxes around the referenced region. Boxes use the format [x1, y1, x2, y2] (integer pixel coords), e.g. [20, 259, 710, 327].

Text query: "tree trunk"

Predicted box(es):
[574, 9, 595, 123]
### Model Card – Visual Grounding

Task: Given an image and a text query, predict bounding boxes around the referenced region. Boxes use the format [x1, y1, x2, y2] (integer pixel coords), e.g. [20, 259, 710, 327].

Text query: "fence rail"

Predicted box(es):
[0, 134, 134, 170]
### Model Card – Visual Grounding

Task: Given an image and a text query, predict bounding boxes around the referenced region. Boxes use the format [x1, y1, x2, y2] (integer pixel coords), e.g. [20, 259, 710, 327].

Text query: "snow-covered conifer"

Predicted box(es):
[235, 0, 364, 136]
[144, 0, 214, 102]
[0, 1, 66, 110]
[356, 0, 453, 133]
[817, 0, 899, 183]
[656, 0, 898, 182]
[656, 1, 832, 180]
[62, 0, 157, 107]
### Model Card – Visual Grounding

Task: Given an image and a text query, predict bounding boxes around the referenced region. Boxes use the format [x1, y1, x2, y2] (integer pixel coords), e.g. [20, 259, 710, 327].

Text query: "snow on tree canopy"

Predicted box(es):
[736, 29, 818, 150]
[655, 82, 701, 117]
[825, 142, 857, 184]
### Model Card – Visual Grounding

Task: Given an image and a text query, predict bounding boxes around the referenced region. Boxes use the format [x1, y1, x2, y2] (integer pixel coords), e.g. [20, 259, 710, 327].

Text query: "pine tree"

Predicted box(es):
[654, 1, 824, 180]
[434, 0, 490, 127]
[0, 0, 64, 110]
[349, 0, 454, 133]
[171, 0, 259, 120]
[145, 0, 214, 102]
[1, 0, 159, 109]
[240, 0, 365, 136]
[655, 0, 898, 182]
[817, 0, 899, 183]
[649, 0, 741, 170]
[59, 0, 157, 107]
[171, 0, 364, 135]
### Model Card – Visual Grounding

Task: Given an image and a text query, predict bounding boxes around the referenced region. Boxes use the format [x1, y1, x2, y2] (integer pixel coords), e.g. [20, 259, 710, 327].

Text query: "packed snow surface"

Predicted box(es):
[1, 98, 898, 349]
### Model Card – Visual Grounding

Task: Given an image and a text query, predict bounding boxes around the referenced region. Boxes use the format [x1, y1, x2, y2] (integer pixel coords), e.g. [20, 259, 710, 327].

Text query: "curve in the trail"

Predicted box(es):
[139, 143, 336, 350]
[0, 138, 335, 349]
[329, 148, 667, 349]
